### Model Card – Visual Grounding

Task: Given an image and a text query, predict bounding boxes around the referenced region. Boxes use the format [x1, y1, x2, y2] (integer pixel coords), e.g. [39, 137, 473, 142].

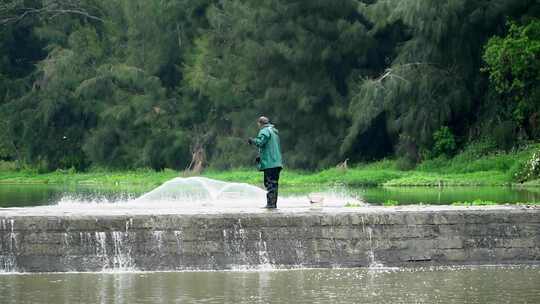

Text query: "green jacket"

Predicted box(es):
[252, 124, 283, 171]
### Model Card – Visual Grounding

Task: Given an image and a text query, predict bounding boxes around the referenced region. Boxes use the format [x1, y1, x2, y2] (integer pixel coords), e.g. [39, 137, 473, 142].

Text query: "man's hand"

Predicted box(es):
[247, 138, 254, 145]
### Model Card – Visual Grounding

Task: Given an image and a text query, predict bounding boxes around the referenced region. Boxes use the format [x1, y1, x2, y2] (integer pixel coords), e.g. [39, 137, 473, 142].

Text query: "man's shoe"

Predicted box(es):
[264, 204, 277, 209]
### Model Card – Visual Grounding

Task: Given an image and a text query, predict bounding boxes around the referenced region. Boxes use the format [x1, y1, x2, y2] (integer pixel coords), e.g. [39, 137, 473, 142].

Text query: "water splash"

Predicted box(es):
[152, 231, 164, 252]
[95, 232, 108, 258]
[294, 240, 306, 266]
[257, 232, 273, 269]
[111, 231, 135, 271]
[174, 231, 184, 249]
[77, 229, 137, 272]
[45, 176, 366, 211]
[136, 177, 267, 205]
[366, 227, 384, 269]
[0, 219, 18, 273]
[223, 219, 250, 266]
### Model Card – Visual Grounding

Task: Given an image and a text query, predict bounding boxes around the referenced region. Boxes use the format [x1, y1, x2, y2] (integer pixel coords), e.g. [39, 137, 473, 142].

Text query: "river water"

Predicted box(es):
[0, 266, 539, 304]
[1, 183, 539, 303]
[1, 184, 539, 208]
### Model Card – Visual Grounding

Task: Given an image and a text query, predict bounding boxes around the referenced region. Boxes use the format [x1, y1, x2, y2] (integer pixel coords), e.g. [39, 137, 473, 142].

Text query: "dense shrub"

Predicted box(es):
[432, 126, 457, 157]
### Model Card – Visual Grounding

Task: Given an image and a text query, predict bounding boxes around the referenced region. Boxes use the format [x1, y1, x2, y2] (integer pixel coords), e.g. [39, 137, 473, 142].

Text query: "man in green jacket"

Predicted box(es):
[248, 116, 283, 209]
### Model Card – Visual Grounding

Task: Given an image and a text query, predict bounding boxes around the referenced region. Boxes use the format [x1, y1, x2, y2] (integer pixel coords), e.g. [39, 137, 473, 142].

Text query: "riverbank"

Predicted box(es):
[0, 143, 538, 188]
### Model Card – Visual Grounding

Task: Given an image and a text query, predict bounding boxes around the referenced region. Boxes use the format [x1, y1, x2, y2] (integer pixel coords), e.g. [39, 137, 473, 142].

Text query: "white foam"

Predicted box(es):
[135, 177, 267, 204]
[45, 177, 364, 211]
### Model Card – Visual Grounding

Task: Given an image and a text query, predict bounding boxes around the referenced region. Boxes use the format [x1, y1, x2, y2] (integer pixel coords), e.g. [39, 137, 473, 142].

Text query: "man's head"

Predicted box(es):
[257, 116, 270, 127]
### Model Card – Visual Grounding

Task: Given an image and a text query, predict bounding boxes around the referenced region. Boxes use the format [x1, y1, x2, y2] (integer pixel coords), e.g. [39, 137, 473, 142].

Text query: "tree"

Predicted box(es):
[343, 0, 537, 163]
[185, 0, 373, 168]
[0, 0, 105, 25]
[483, 20, 540, 139]
[1, 0, 539, 171]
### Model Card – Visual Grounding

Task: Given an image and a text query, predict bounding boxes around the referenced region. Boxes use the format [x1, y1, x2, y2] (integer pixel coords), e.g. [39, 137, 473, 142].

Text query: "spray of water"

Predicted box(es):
[135, 177, 267, 205]
[48, 177, 364, 210]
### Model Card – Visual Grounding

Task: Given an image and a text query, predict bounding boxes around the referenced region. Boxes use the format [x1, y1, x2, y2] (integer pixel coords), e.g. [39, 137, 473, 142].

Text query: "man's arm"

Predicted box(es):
[252, 128, 270, 147]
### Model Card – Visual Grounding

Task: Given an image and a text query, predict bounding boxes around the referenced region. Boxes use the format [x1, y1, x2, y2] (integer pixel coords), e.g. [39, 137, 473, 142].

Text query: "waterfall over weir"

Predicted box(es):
[0, 213, 388, 273]
[1, 206, 540, 273]
[1, 177, 539, 273]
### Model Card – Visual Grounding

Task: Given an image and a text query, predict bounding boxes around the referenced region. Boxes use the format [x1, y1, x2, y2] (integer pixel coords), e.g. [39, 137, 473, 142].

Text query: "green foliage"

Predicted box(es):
[384, 171, 509, 187]
[1, 142, 537, 188]
[483, 20, 540, 139]
[451, 140, 499, 160]
[492, 120, 519, 150]
[344, 0, 537, 162]
[186, 0, 373, 168]
[209, 137, 256, 170]
[0, 0, 210, 171]
[432, 126, 457, 157]
[508, 160, 527, 183]
[0, 0, 539, 172]
[0, 161, 17, 172]
[417, 141, 535, 175]
[383, 199, 399, 206]
[359, 159, 397, 170]
[511, 149, 540, 182]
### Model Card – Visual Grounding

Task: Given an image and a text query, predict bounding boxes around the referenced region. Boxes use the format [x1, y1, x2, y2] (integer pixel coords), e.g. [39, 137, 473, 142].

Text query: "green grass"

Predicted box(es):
[0, 168, 178, 188]
[0, 143, 538, 188]
[383, 199, 399, 206]
[204, 167, 404, 186]
[383, 170, 510, 186]
[0, 166, 515, 188]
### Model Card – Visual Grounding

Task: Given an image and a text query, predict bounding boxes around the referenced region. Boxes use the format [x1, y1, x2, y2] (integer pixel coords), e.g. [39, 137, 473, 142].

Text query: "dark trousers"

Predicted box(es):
[263, 167, 281, 207]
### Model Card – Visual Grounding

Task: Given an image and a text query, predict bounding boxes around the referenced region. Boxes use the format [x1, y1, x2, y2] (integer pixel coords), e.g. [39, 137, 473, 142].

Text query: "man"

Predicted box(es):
[248, 116, 283, 209]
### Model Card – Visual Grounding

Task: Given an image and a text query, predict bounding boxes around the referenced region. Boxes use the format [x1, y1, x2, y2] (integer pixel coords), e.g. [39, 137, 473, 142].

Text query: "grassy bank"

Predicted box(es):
[0, 143, 538, 188]
[207, 142, 539, 187]
[0, 168, 179, 188]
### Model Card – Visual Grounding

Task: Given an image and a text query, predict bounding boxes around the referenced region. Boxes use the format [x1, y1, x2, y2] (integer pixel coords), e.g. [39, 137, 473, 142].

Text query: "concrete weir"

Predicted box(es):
[0, 206, 539, 272]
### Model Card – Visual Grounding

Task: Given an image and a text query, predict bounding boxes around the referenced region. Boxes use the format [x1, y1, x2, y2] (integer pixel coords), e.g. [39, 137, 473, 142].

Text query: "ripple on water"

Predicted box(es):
[0, 265, 538, 304]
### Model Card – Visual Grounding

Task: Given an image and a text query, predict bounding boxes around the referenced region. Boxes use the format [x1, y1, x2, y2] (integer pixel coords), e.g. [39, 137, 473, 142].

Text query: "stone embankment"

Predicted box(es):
[0, 206, 539, 272]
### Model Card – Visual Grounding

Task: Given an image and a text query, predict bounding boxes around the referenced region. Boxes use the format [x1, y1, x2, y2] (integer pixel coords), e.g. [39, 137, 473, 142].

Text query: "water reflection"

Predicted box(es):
[0, 266, 539, 304]
[358, 186, 540, 205]
[1, 184, 540, 208]
[0, 185, 149, 208]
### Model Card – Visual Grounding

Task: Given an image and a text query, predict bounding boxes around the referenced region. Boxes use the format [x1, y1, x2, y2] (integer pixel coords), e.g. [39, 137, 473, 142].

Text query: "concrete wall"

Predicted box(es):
[1, 207, 539, 272]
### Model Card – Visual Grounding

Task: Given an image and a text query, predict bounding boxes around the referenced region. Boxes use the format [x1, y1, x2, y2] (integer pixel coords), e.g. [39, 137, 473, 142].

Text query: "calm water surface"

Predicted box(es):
[0, 266, 539, 304]
[1, 184, 539, 208]
[0, 184, 148, 208]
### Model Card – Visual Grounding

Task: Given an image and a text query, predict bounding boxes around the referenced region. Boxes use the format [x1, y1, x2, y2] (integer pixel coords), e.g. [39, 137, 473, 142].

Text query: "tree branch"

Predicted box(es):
[375, 62, 439, 83]
[0, 0, 104, 25]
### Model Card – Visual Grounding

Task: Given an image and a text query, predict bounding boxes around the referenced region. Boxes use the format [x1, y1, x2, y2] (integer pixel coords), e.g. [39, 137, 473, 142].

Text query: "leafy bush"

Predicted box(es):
[508, 161, 527, 182]
[432, 126, 457, 157]
[453, 140, 498, 161]
[396, 157, 416, 171]
[416, 156, 450, 172]
[0, 161, 17, 172]
[511, 149, 540, 182]
[483, 20, 540, 138]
